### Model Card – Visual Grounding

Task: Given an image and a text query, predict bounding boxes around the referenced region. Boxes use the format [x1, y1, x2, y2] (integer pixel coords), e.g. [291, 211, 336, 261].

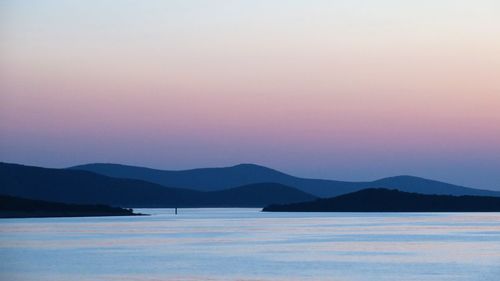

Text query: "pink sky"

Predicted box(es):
[1, 1, 499, 189]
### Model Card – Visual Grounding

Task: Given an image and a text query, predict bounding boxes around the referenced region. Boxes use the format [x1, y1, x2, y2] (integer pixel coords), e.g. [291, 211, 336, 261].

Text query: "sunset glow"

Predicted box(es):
[1, 0, 499, 189]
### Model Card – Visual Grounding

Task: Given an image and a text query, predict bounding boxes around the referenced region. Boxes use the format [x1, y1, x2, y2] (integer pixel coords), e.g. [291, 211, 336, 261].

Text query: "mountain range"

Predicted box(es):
[71, 163, 500, 197]
[1, 161, 499, 208]
[0, 162, 314, 207]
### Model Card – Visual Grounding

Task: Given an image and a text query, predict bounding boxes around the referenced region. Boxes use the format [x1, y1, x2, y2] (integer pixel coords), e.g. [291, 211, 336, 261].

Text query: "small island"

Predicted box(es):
[262, 188, 500, 212]
[0, 195, 144, 218]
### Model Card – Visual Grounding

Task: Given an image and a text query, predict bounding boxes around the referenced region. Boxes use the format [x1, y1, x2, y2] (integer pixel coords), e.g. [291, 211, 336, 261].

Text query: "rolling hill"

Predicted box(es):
[70, 163, 500, 197]
[0, 162, 315, 207]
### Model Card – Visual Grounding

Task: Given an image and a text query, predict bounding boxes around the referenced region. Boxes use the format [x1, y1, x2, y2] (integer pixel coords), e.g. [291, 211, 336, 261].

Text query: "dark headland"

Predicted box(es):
[0, 195, 143, 218]
[262, 188, 500, 212]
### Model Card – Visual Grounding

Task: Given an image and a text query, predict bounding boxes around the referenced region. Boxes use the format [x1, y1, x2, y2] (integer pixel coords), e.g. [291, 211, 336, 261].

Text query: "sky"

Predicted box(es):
[1, 0, 499, 190]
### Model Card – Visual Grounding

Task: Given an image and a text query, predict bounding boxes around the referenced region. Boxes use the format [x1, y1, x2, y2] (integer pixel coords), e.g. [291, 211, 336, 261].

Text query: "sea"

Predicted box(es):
[1, 208, 500, 281]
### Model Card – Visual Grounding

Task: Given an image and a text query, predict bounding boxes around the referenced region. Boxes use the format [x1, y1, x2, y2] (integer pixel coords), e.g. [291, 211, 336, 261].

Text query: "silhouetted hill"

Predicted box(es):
[1, 162, 201, 207]
[0, 163, 314, 207]
[70, 163, 297, 191]
[263, 188, 500, 212]
[0, 194, 140, 218]
[70, 163, 500, 197]
[208, 183, 316, 207]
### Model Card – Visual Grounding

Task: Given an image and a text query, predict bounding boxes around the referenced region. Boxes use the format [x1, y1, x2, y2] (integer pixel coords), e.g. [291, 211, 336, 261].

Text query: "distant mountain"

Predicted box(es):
[263, 188, 500, 212]
[70, 163, 500, 197]
[369, 176, 500, 196]
[70, 163, 296, 191]
[207, 183, 316, 207]
[0, 162, 314, 207]
[0, 194, 140, 218]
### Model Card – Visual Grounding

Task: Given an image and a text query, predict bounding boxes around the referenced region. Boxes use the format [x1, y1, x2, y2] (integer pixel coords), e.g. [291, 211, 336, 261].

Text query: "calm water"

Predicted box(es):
[1, 209, 500, 281]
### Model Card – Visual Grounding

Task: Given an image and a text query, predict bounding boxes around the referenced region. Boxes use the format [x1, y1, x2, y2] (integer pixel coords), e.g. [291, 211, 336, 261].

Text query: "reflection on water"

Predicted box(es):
[1, 209, 500, 281]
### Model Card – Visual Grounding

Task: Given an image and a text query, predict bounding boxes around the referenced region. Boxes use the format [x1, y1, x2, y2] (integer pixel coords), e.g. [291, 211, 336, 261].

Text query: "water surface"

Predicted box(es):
[1, 209, 500, 281]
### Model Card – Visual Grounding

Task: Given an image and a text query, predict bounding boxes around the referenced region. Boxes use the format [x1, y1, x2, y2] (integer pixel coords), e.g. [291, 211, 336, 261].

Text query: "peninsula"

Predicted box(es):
[263, 188, 500, 212]
[0, 195, 143, 218]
